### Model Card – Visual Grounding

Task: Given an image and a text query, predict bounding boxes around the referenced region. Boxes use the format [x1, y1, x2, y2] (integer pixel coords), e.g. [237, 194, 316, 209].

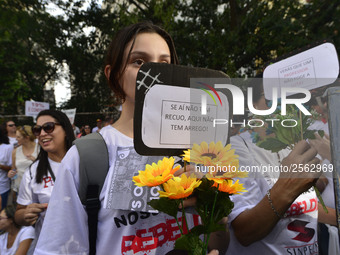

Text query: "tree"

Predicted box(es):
[2, 0, 340, 115]
[0, 0, 66, 115]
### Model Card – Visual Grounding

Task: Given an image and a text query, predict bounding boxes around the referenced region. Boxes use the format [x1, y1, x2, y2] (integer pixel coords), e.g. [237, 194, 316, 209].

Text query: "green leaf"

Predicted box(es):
[304, 130, 316, 140]
[257, 138, 288, 153]
[148, 197, 180, 218]
[318, 130, 325, 138]
[209, 223, 226, 233]
[174, 233, 204, 253]
[189, 225, 208, 235]
[213, 192, 234, 222]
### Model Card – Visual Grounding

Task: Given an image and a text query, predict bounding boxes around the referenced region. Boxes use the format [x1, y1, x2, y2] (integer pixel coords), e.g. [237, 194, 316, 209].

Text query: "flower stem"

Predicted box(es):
[175, 216, 184, 235]
[203, 205, 208, 255]
[315, 185, 328, 213]
[181, 199, 188, 234]
[204, 190, 218, 254]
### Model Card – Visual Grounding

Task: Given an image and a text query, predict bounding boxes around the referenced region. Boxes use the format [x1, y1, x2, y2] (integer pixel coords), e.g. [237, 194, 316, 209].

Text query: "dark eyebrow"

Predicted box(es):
[130, 51, 171, 59]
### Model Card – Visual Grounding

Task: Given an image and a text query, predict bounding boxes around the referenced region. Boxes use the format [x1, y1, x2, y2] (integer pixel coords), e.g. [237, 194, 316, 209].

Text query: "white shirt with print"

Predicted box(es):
[35, 126, 199, 255]
[17, 158, 60, 239]
[226, 136, 318, 255]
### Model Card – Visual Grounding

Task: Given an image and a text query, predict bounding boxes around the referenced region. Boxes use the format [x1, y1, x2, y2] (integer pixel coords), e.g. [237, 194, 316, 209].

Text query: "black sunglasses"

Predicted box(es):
[32, 122, 61, 136]
[7, 124, 15, 127]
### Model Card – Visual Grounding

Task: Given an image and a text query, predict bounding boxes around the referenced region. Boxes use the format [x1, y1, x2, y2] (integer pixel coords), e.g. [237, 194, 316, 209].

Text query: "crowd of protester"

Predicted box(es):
[0, 21, 337, 255]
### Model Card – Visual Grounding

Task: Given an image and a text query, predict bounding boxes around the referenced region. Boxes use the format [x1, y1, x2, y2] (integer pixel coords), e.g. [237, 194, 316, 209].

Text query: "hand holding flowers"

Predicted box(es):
[133, 141, 247, 254]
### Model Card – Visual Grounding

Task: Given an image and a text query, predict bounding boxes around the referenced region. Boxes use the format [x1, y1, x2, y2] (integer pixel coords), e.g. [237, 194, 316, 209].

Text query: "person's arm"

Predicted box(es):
[0, 164, 11, 172]
[8, 148, 17, 178]
[12, 148, 16, 169]
[14, 238, 33, 255]
[15, 168, 47, 226]
[318, 204, 337, 226]
[1, 145, 13, 172]
[231, 141, 321, 246]
[15, 203, 47, 226]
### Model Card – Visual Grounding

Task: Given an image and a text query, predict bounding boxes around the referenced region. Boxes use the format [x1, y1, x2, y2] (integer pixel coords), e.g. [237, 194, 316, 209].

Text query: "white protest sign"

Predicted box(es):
[263, 42, 339, 99]
[61, 108, 76, 124]
[25, 101, 49, 117]
[142, 85, 229, 149]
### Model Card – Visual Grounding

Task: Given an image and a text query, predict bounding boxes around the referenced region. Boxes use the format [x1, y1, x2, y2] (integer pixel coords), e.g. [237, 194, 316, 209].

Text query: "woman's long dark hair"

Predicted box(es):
[34, 110, 75, 183]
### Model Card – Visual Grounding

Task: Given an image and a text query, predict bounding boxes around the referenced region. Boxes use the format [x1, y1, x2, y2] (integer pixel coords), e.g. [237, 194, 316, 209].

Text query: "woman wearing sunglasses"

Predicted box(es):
[8, 126, 39, 202]
[0, 205, 35, 255]
[14, 110, 75, 246]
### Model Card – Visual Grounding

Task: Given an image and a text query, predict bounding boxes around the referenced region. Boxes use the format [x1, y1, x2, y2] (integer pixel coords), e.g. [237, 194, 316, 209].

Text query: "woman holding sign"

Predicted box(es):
[34, 22, 222, 255]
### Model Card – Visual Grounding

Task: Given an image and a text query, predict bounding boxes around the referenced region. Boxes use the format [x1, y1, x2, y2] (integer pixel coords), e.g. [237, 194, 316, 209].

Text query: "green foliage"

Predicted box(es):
[174, 232, 204, 254]
[0, 0, 67, 114]
[258, 138, 288, 153]
[147, 177, 232, 254]
[148, 197, 180, 218]
[2, 0, 340, 115]
[256, 105, 325, 152]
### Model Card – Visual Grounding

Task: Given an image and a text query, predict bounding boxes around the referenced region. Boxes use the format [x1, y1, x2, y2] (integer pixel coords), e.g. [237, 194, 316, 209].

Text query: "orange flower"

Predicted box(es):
[213, 179, 246, 194]
[158, 174, 202, 199]
[182, 141, 239, 175]
[133, 157, 180, 187]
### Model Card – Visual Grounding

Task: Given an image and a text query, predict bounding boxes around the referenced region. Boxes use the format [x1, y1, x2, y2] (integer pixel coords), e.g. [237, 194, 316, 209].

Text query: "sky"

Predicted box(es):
[46, 2, 70, 107]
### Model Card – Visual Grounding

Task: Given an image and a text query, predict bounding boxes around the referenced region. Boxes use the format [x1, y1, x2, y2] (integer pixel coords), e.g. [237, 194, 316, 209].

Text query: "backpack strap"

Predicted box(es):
[73, 132, 109, 255]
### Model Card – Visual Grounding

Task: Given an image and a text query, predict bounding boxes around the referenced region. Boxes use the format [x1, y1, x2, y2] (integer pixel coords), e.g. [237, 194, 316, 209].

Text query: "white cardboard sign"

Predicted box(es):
[61, 108, 76, 124]
[142, 85, 229, 149]
[25, 101, 49, 117]
[263, 42, 339, 99]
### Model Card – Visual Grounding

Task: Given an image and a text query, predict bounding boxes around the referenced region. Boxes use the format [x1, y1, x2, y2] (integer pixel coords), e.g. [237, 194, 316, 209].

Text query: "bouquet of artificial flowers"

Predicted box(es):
[133, 141, 247, 254]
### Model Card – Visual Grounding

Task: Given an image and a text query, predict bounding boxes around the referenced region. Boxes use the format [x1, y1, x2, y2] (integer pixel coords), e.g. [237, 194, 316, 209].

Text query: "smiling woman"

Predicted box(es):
[14, 109, 75, 251]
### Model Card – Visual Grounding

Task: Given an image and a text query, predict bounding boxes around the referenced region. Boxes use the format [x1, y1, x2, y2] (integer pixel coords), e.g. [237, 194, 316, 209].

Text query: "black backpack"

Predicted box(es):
[73, 132, 109, 255]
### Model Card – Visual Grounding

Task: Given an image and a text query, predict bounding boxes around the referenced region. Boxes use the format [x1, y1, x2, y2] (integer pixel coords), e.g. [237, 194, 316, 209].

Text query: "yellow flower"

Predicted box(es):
[213, 179, 246, 194]
[158, 174, 202, 199]
[205, 170, 248, 185]
[133, 157, 180, 187]
[182, 141, 239, 175]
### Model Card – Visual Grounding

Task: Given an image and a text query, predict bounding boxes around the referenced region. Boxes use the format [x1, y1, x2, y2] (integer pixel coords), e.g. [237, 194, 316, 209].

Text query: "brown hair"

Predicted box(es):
[105, 21, 179, 103]
[17, 125, 35, 141]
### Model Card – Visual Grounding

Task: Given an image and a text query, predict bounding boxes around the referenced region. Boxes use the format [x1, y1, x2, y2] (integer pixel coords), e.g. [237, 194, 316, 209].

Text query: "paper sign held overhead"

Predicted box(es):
[263, 42, 339, 99]
[25, 101, 49, 117]
[61, 108, 76, 124]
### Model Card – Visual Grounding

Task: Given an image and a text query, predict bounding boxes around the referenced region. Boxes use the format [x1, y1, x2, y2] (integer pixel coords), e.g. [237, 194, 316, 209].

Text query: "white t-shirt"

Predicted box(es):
[35, 126, 199, 255]
[0, 143, 13, 194]
[226, 136, 318, 255]
[92, 126, 99, 133]
[17, 158, 61, 239]
[8, 136, 18, 148]
[0, 226, 35, 255]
